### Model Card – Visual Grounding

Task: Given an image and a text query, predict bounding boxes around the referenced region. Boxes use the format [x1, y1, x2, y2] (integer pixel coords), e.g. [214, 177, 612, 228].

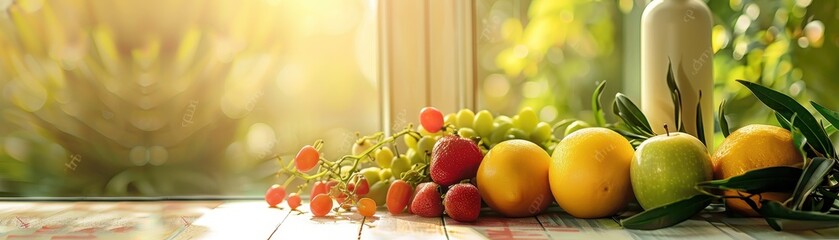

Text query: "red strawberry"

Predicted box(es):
[444, 183, 481, 222]
[430, 136, 483, 186]
[408, 182, 429, 214]
[411, 182, 443, 217]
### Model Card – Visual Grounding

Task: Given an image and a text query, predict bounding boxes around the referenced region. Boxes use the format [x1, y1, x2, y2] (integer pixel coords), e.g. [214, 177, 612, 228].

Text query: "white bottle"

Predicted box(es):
[641, 0, 714, 149]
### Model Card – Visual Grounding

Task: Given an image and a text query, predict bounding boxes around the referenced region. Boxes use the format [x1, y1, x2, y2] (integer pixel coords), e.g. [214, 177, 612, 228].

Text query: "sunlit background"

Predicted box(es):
[0, 0, 837, 197]
[0, 0, 380, 196]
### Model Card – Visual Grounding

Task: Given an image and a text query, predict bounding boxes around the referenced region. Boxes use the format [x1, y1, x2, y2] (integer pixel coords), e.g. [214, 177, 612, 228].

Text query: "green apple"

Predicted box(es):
[630, 132, 712, 210]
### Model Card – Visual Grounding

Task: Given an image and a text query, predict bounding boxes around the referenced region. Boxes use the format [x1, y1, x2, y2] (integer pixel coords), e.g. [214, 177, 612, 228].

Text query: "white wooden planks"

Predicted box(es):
[173, 201, 289, 240]
[3, 201, 839, 239]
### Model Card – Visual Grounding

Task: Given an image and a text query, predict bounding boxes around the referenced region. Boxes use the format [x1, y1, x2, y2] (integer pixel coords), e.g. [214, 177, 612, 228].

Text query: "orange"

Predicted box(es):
[712, 124, 804, 216]
[476, 140, 553, 217]
[549, 127, 635, 218]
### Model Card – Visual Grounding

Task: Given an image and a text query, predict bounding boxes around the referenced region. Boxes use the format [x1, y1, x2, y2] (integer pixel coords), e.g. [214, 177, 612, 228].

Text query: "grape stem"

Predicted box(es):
[273, 126, 422, 211]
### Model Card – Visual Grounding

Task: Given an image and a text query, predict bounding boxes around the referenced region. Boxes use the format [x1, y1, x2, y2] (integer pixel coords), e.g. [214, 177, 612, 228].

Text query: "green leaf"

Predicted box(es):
[759, 200, 839, 231]
[812, 102, 839, 138]
[613, 93, 654, 136]
[695, 91, 705, 145]
[719, 100, 731, 137]
[737, 80, 836, 158]
[776, 112, 791, 130]
[697, 166, 802, 194]
[610, 127, 651, 140]
[592, 81, 607, 127]
[791, 124, 808, 159]
[621, 194, 716, 230]
[789, 157, 835, 210]
[666, 61, 683, 132]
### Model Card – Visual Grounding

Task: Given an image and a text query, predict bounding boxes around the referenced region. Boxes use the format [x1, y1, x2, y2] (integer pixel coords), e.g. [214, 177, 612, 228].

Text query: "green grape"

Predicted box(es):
[564, 120, 591, 137]
[367, 179, 390, 206]
[444, 113, 456, 127]
[416, 136, 436, 157]
[406, 148, 424, 165]
[390, 155, 411, 179]
[473, 110, 494, 138]
[518, 107, 539, 133]
[359, 167, 381, 185]
[379, 168, 393, 180]
[494, 115, 513, 126]
[458, 127, 477, 139]
[456, 109, 475, 128]
[530, 122, 553, 144]
[507, 128, 529, 140]
[404, 134, 419, 150]
[490, 122, 513, 144]
[352, 138, 374, 156]
[417, 125, 440, 137]
[511, 115, 521, 128]
[375, 147, 394, 168]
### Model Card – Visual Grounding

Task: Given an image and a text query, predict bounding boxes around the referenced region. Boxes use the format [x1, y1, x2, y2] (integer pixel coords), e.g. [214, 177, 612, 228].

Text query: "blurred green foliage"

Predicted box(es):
[481, 0, 839, 145]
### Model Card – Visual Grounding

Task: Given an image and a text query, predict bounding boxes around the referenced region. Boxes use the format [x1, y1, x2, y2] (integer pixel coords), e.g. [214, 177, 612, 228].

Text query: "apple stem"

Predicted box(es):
[664, 124, 670, 136]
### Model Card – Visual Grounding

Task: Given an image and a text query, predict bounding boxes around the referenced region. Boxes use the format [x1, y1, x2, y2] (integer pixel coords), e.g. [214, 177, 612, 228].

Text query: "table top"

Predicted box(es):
[0, 200, 836, 239]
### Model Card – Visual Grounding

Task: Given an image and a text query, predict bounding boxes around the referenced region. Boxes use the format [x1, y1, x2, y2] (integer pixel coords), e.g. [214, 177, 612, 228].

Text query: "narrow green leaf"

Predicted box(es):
[789, 157, 835, 210]
[791, 124, 808, 159]
[621, 194, 716, 230]
[612, 100, 651, 138]
[551, 119, 576, 133]
[760, 200, 839, 231]
[813, 102, 839, 133]
[592, 81, 607, 127]
[719, 99, 731, 137]
[826, 124, 837, 137]
[610, 127, 652, 140]
[737, 80, 836, 158]
[697, 166, 802, 194]
[666, 61, 682, 131]
[614, 93, 654, 136]
[695, 91, 705, 145]
[788, 115, 823, 159]
[776, 112, 791, 131]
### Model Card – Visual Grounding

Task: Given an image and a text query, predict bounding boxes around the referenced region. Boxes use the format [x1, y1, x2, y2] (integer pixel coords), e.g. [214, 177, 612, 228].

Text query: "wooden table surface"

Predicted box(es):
[1, 200, 837, 239]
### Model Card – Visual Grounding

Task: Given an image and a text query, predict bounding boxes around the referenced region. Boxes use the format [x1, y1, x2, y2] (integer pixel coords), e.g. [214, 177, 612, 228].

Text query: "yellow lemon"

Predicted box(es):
[476, 140, 553, 217]
[550, 127, 634, 218]
[713, 124, 803, 216]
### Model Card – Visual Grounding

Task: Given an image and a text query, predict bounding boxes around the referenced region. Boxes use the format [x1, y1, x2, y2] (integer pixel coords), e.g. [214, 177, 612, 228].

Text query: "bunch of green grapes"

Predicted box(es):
[445, 107, 557, 153]
[359, 122, 446, 206]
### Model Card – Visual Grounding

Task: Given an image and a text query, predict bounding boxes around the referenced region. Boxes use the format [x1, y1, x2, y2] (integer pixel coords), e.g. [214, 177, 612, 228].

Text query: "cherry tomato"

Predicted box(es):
[420, 107, 444, 133]
[295, 145, 320, 172]
[310, 180, 329, 198]
[357, 198, 377, 217]
[310, 194, 333, 217]
[287, 193, 302, 210]
[355, 178, 370, 196]
[265, 184, 286, 207]
[386, 180, 413, 214]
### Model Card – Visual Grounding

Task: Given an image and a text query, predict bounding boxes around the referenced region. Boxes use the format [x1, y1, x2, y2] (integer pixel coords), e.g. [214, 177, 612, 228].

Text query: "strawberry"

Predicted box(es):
[444, 183, 481, 222]
[430, 136, 483, 186]
[411, 182, 443, 217]
[408, 182, 429, 214]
